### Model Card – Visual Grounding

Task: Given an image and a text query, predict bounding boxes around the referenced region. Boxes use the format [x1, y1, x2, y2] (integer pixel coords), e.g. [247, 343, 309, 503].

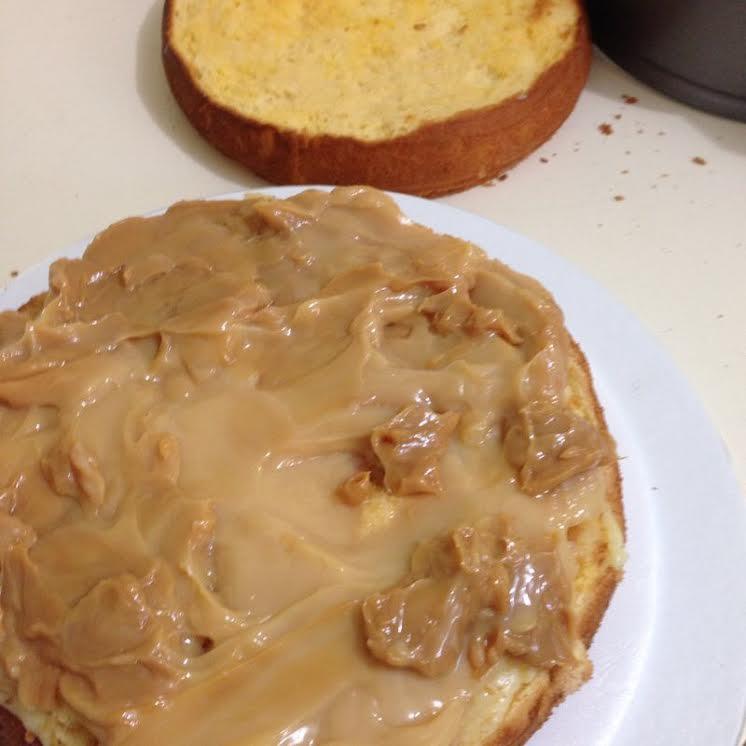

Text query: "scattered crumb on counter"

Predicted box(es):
[540, 157, 549, 163]
[636, 129, 644, 134]
[596, 223, 603, 228]
[625, 150, 631, 155]
[692, 156, 706, 165]
[621, 169, 629, 174]
[613, 114, 622, 120]
[657, 131, 666, 136]
[10, 270, 19, 277]
[485, 172, 509, 186]
[660, 173, 669, 178]
[716, 313, 725, 319]
[622, 94, 639, 104]
[598, 123, 613, 135]
[613, 195, 625, 202]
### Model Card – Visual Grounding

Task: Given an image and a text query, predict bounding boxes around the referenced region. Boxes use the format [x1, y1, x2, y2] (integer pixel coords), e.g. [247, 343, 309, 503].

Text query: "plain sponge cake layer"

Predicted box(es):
[162, 0, 591, 195]
[168, 0, 580, 140]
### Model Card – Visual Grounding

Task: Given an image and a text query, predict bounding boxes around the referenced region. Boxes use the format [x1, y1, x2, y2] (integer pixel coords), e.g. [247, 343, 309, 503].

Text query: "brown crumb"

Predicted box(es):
[540, 157, 549, 163]
[657, 131, 666, 136]
[497, 173, 508, 182]
[621, 169, 629, 174]
[625, 150, 631, 155]
[598, 123, 613, 136]
[716, 313, 725, 319]
[636, 129, 644, 134]
[660, 173, 669, 178]
[613, 195, 625, 202]
[692, 156, 707, 165]
[413, 22, 426, 30]
[10, 269, 19, 277]
[622, 94, 639, 104]
[613, 114, 622, 120]
[457, 23, 468, 33]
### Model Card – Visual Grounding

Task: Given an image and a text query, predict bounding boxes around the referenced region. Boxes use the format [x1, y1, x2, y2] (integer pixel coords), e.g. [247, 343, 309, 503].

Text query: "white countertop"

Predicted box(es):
[2, 0, 745, 497]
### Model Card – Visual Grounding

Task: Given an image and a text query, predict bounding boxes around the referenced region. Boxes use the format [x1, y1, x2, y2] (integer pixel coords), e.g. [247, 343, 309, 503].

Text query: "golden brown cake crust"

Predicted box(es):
[0, 706, 38, 746]
[160, 2, 591, 197]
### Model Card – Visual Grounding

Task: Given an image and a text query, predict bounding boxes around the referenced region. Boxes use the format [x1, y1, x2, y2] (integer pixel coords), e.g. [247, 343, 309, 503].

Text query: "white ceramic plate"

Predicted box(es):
[2, 188, 745, 746]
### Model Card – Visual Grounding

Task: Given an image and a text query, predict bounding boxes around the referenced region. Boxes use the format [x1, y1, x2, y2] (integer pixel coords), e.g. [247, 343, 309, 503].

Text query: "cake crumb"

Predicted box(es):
[692, 156, 706, 165]
[540, 157, 549, 163]
[622, 94, 639, 104]
[10, 269, 19, 277]
[485, 173, 509, 186]
[613, 195, 625, 202]
[613, 114, 622, 120]
[598, 123, 613, 135]
[621, 169, 629, 174]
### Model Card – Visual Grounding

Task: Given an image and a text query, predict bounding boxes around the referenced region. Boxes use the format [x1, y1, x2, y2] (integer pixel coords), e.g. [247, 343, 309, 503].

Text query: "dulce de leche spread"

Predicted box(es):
[0, 188, 613, 745]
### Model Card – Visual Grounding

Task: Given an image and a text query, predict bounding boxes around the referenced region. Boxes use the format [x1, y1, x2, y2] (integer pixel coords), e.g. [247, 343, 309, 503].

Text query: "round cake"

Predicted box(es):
[162, 0, 591, 196]
[0, 187, 624, 746]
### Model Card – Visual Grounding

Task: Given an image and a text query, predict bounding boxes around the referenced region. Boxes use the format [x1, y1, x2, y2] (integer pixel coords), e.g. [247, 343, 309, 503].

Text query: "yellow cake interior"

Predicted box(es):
[168, 0, 580, 140]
